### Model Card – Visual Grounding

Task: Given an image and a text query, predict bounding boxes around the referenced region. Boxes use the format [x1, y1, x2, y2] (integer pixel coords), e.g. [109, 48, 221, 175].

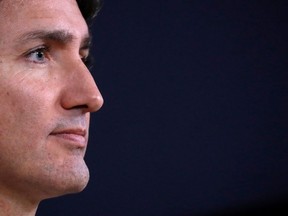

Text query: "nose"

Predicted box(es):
[60, 59, 104, 113]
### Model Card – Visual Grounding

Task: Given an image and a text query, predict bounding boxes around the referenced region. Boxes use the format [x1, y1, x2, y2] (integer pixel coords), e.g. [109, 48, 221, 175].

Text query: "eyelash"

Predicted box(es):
[25, 46, 50, 64]
[24, 45, 93, 68]
[82, 55, 93, 69]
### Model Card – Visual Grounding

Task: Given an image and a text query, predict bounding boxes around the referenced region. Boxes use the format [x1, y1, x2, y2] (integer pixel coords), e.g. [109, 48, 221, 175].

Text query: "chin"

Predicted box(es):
[61, 167, 90, 194]
[45, 175, 90, 200]
[69, 173, 90, 194]
[41, 164, 90, 199]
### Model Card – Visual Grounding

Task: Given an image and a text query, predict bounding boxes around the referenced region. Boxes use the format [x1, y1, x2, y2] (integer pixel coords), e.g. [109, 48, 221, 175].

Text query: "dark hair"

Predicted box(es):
[76, 0, 102, 23]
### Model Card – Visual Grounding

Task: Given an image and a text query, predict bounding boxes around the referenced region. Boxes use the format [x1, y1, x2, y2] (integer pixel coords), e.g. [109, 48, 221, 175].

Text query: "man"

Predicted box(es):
[0, 0, 103, 215]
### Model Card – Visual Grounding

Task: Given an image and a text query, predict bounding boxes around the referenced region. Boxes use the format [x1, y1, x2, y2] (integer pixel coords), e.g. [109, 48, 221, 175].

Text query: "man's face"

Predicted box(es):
[0, 0, 103, 200]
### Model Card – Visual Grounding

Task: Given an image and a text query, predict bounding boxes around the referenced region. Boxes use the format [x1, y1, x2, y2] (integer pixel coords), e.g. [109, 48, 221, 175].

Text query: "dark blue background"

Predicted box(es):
[38, 0, 288, 215]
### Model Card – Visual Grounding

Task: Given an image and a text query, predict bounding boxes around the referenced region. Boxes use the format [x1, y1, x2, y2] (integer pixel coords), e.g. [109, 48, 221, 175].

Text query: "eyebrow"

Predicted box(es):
[17, 30, 91, 49]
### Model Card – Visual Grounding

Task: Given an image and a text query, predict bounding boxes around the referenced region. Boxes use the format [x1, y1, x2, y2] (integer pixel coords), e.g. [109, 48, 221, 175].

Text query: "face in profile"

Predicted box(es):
[0, 0, 103, 201]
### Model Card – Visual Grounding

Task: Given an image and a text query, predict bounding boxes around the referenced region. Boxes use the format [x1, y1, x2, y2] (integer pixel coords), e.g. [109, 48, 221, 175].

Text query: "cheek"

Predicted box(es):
[0, 86, 54, 173]
[0, 58, 62, 150]
[0, 79, 56, 147]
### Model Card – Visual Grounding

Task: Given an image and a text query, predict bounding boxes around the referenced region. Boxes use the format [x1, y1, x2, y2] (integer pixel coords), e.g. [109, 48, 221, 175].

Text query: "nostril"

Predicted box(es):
[70, 105, 89, 110]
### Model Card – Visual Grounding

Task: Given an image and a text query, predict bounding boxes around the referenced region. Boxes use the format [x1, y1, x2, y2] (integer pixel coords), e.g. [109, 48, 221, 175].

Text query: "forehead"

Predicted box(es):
[0, 0, 79, 15]
[0, 0, 88, 41]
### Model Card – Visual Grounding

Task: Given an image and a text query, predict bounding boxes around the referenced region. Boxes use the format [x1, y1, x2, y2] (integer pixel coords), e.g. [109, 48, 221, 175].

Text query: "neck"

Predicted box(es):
[0, 190, 39, 216]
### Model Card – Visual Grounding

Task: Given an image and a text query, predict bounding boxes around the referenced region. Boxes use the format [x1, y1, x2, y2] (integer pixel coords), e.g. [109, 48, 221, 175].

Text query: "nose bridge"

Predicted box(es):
[61, 59, 104, 113]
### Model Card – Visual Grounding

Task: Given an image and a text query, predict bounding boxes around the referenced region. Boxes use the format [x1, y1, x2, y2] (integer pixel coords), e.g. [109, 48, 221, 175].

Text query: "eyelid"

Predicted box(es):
[80, 47, 93, 68]
[24, 45, 50, 63]
[22, 45, 92, 67]
[24, 45, 48, 55]
[82, 54, 94, 69]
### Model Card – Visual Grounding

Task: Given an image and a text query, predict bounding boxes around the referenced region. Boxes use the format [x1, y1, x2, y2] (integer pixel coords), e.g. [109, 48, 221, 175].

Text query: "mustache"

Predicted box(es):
[50, 116, 88, 134]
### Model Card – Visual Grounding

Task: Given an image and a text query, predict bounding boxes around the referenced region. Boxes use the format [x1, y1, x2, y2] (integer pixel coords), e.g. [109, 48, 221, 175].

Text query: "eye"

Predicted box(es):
[82, 55, 94, 69]
[25, 46, 49, 64]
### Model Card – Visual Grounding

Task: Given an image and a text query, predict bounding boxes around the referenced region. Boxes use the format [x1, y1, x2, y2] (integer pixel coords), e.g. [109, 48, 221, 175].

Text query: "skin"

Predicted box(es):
[0, 0, 103, 215]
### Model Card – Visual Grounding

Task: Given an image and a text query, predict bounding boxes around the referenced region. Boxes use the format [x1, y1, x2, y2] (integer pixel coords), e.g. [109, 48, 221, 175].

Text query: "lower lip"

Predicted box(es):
[50, 133, 86, 148]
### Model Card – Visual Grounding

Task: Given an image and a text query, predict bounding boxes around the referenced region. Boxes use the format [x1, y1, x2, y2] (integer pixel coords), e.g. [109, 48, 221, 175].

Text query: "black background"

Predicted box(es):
[38, 0, 288, 215]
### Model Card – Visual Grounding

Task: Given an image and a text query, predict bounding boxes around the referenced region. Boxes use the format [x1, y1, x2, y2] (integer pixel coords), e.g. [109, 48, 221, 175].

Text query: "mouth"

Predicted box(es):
[49, 128, 87, 148]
